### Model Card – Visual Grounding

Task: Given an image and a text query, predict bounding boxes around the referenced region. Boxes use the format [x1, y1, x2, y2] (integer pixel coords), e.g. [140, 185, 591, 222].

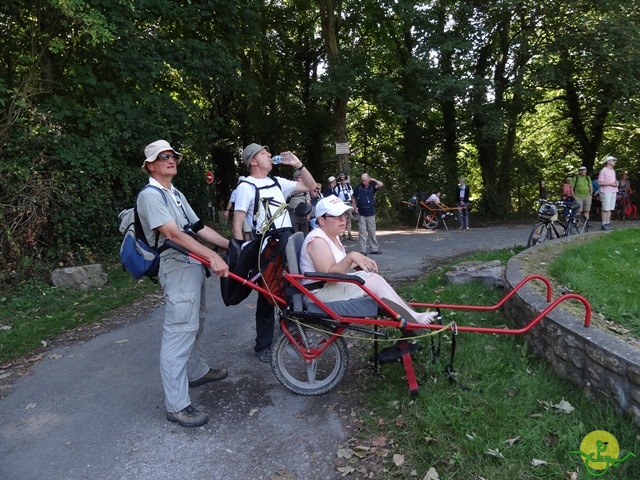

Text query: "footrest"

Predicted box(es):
[377, 340, 421, 364]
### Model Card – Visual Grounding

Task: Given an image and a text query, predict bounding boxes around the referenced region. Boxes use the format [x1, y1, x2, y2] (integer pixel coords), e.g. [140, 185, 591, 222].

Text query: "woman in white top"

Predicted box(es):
[299, 196, 437, 325]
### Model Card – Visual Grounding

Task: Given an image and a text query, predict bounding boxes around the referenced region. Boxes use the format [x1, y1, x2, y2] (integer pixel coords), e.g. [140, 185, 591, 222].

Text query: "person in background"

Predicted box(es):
[309, 183, 323, 229]
[617, 171, 632, 216]
[137, 140, 230, 428]
[597, 155, 618, 230]
[425, 189, 446, 209]
[337, 173, 355, 241]
[455, 177, 470, 230]
[232, 143, 316, 363]
[299, 196, 437, 325]
[572, 166, 593, 220]
[288, 170, 311, 235]
[324, 175, 338, 197]
[561, 176, 576, 216]
[352, 173, 383, 255]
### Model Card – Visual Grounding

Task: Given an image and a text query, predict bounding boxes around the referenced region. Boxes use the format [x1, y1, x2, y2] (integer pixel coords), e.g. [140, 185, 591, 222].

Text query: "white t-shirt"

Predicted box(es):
[337, 183, 353, 204]
[426, 193, 440, 203]
[234, 176, 297, 234]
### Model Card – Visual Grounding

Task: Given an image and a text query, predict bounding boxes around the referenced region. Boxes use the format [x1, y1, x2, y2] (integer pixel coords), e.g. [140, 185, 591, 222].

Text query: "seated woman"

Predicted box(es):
[299, 195, 437, 325]
[425, 189, 446, 209]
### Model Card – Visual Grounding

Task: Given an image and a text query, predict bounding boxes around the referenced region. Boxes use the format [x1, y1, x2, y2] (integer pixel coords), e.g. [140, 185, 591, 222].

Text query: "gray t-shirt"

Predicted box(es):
[137, 180, 201, 274]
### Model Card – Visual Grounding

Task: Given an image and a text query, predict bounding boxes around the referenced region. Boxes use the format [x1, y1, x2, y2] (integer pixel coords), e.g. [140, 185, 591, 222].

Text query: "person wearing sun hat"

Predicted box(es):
[324, 175, 338, 197]
[298, 195, 437, 325]
[573, 166, 593, 220]
[233, 142, 316, 363]
[597, 155, 618, 230]
[136, 139, 230, 428]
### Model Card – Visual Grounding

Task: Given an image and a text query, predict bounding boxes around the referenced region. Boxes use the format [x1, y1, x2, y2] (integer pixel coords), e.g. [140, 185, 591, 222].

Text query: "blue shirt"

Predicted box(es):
[354, 183, 378, 216]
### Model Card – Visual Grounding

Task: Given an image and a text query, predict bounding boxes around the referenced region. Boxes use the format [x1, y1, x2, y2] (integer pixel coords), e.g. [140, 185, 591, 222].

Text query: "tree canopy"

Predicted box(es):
[2, 0, 639, 279]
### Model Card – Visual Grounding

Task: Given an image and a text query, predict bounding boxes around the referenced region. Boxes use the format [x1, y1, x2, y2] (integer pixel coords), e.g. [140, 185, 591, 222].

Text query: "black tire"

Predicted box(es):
[271, 323, 349, 396]
[575, 215, 588, 233]
[527, 222, 552, 248]
[566, 219, 580, 236]
[422, 212, 439, 229]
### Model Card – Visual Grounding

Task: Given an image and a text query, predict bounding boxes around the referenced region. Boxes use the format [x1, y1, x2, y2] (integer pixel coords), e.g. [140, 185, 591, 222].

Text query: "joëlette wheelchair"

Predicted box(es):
[167, 230, 592, 397]
[404, 194, 461, 230]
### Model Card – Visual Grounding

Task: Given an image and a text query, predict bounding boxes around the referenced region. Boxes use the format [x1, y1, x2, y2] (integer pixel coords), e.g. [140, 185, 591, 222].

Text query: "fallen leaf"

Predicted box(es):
[565, 468, 579, 480]
[0, 325, 11, 331]
[393, 453, 405, 466]
[41, 340, 48, 348]
[371, 436, 388, 447]
[48, 354, 62, 360]
[115, 339, 129, 344]
[486, 448, 504, 459]
[248, 408, 259, 416]
[544, 432, 559, 447]
[25, 402, 37, 409]
[554, 399, 574, 414]
[337, 448, 354, 459]
[504, 436, 521, 446]
[424, 436, 437, 444]
[337, 466, 355, 476]
[531, 459, 547, 467]
[466, 433, 476, 441]
[422, 467, 439, 480]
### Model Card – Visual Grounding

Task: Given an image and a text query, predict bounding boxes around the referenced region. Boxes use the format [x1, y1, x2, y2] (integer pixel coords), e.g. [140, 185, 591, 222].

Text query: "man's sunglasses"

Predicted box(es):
[157, 153, 180, 162]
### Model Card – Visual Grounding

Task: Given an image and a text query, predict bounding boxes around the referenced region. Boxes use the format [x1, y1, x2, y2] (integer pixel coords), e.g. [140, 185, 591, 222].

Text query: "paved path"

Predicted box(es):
[0, 224, 536, 480]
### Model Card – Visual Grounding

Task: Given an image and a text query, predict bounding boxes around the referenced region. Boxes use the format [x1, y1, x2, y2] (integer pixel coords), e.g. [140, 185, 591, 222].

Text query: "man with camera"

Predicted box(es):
[137, 140, 230, 428]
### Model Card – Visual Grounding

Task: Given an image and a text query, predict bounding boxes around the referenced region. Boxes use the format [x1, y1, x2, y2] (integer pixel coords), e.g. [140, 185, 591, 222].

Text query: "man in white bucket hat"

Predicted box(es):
[137, 139, 230, 427]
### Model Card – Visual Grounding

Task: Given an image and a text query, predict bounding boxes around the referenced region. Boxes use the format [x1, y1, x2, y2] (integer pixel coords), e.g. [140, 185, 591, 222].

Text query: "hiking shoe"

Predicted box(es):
[605, 223, 614, 230]
[256, 348, 271, 363]
[370, 251, 382, 255]
[166, 405, 209, 427]
[189, 368, 228, 388]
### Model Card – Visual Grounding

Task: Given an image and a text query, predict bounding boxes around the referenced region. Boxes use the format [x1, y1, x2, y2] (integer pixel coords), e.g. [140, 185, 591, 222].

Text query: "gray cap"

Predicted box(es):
[242, 143, 269, 169]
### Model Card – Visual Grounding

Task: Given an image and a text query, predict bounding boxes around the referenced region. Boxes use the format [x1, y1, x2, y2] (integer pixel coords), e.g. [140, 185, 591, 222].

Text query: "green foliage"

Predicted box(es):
[2, 0, 640, 283]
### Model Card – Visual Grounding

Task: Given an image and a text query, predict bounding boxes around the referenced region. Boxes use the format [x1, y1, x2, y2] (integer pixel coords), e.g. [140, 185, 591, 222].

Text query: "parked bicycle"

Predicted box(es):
[527, 199, 588, 248]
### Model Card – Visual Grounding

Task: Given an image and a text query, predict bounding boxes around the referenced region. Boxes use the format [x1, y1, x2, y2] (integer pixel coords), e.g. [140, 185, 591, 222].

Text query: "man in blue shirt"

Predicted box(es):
[352, 173, 384, 255]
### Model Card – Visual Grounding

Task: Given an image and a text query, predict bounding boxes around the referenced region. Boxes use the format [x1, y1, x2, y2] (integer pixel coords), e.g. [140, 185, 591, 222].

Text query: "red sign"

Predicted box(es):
[205, 171, 214, 184]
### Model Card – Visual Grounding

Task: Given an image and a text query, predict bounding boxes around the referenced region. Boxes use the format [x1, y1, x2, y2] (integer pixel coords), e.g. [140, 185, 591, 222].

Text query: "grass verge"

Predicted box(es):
[0, 265, 159, 364]
[548, 227, 640, 337]
[348, 248, 640, 479]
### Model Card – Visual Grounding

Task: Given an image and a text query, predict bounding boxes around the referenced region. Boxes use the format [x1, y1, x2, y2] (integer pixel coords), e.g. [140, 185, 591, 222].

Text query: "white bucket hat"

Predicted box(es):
[142, 140, 183, 173]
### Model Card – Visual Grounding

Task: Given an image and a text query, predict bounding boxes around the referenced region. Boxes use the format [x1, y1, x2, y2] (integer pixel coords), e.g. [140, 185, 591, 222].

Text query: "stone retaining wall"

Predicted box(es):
[504, 252, 640, 426]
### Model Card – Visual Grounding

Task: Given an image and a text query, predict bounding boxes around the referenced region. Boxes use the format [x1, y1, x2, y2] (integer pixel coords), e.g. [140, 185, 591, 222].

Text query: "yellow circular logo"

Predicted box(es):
[579, 430, 620, 472]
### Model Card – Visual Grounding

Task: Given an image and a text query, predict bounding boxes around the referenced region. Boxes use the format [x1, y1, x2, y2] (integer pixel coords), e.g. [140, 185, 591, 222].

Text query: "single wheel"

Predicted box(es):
[421, 212, 439, 229]
[527, 222, 553, 248]
[271, 323, 349, 396]
[575, 215, 588, 233]
[566, 219, 580, 236]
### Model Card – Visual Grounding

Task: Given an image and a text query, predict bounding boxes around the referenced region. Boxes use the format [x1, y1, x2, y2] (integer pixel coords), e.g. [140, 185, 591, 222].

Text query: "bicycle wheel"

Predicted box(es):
[271, 323, 349, 396]
[566, 219, 580, 236]
[527, 222, 553, 248]
[421, 212, 439, 229]
[575, 215, 588, 233]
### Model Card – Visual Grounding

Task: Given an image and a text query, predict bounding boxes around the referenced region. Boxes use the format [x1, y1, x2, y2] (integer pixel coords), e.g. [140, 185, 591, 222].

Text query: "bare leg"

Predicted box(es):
[365, 274, 437, 324]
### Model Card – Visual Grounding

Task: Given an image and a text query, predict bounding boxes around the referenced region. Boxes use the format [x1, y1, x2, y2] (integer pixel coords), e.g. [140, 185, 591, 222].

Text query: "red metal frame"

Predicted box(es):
[169, 241, 592, 394]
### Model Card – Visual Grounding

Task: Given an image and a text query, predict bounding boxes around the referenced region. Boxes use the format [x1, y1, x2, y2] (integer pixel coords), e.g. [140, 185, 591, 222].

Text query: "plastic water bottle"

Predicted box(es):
[271, 152, 291, 165]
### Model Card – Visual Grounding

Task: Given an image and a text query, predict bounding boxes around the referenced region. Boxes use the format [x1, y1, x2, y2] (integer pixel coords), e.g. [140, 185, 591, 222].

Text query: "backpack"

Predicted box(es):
[118, 185, 168, 280]
[238, 176, 282, 235]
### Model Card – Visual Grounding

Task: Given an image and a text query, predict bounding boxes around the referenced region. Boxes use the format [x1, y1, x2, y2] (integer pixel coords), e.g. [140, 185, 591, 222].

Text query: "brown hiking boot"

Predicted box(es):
[188, 368, 228, 388]
[166, 404, 209, 427]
